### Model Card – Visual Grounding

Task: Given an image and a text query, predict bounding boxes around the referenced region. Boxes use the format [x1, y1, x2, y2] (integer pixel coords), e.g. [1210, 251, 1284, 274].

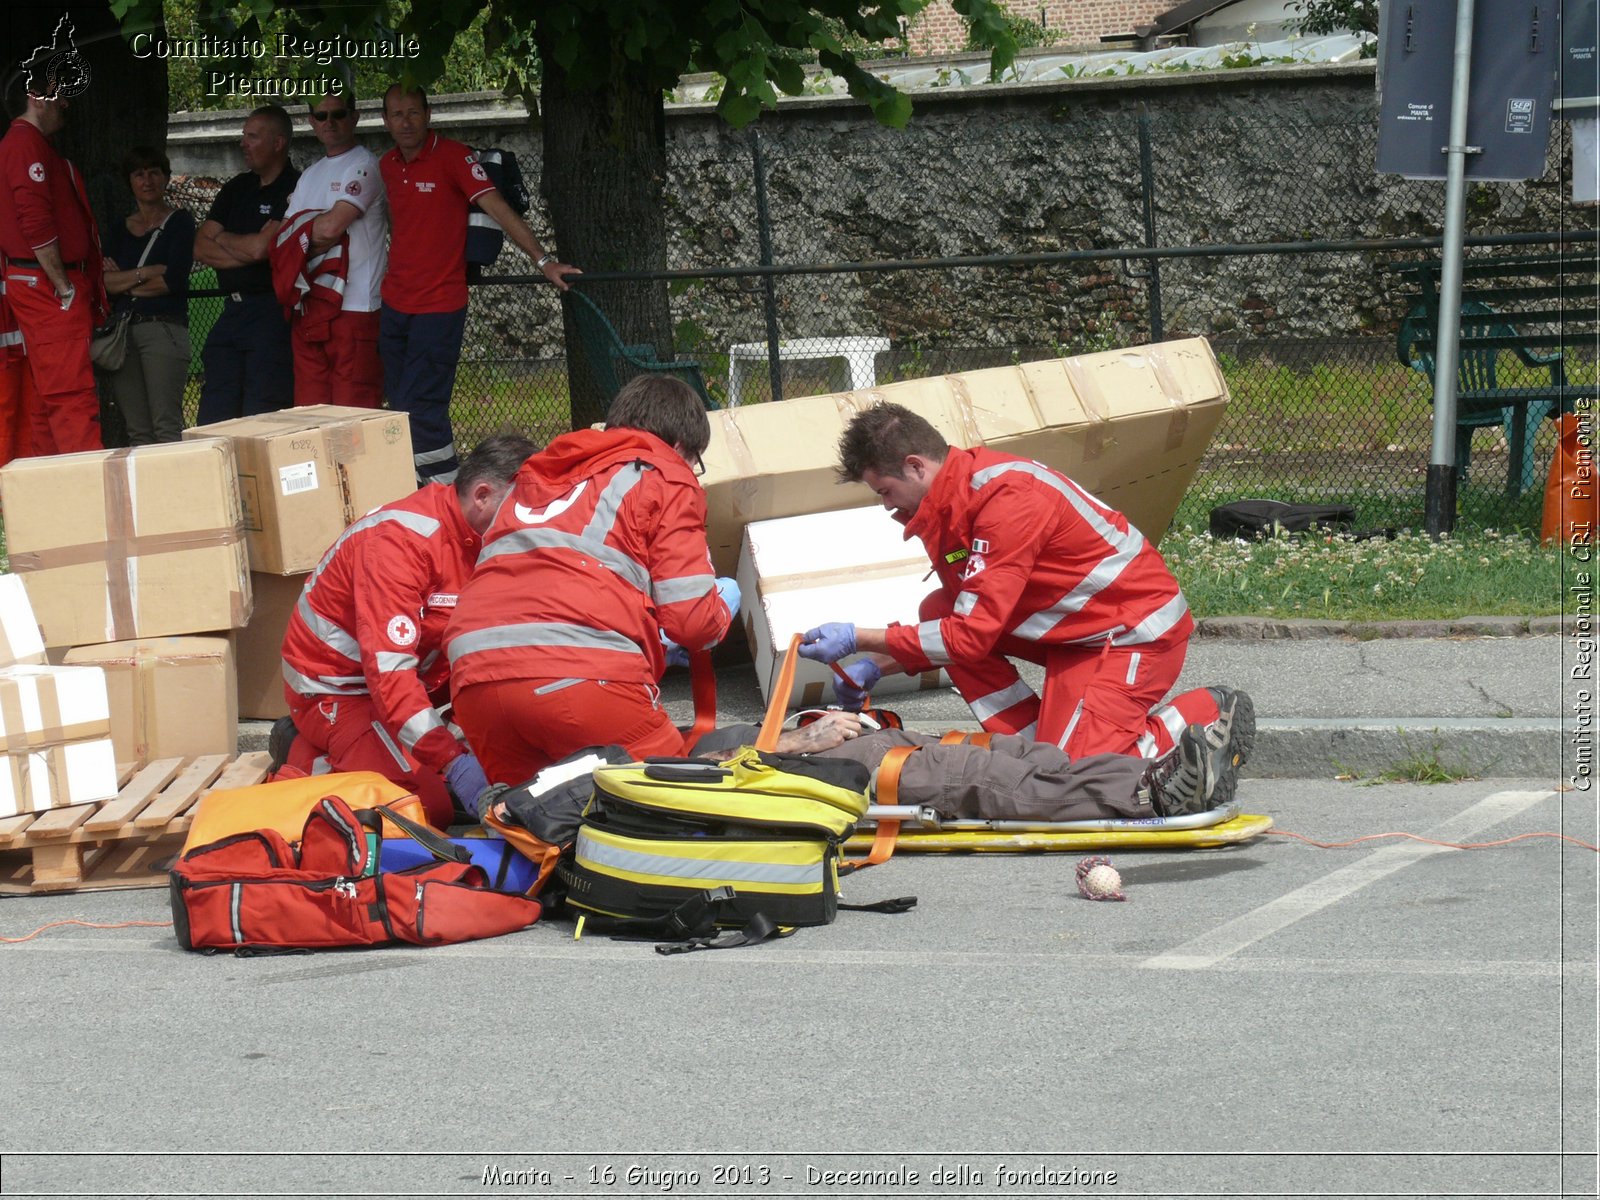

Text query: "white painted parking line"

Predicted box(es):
[1141, 789, 1557, 971]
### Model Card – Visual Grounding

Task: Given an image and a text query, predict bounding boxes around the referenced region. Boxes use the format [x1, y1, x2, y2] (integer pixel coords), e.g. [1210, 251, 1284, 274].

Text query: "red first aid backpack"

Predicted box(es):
[169, 796, 542, 952]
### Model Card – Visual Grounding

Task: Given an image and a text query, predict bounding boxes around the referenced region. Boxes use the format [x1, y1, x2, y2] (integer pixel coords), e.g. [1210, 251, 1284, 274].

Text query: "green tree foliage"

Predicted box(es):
[1290, 0, 1380, 37]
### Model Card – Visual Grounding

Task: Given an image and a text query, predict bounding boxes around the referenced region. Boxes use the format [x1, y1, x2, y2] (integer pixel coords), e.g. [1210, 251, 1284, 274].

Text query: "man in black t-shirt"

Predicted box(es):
[193, 105, 300, 425]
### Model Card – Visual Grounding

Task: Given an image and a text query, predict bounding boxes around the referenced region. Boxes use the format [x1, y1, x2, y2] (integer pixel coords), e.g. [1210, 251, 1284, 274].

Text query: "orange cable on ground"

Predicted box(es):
[1268, 829, 1599, 852]
[2, 919, 173, 944]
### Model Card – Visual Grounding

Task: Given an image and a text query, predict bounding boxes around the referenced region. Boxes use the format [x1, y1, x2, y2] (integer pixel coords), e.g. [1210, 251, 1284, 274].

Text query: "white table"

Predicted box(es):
[727, 336, 891, 405]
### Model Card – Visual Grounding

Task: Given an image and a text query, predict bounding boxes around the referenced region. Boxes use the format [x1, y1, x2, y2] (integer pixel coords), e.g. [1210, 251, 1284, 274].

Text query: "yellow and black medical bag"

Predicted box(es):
[559, 747, 871, 929]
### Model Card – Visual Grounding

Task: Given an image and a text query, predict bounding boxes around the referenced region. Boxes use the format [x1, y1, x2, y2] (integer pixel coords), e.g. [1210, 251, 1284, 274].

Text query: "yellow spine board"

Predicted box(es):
[841, 813, 1275, 853]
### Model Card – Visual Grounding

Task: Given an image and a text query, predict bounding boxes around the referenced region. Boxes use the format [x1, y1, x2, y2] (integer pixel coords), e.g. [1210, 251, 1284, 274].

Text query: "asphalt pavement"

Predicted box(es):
[7, 621, 1590, 1197]
[0, 777, 1592, 1196]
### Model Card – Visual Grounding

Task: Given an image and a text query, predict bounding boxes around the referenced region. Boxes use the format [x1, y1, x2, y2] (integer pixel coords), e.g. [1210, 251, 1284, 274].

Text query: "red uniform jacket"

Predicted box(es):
[445, 428, 730, 690]
[887, 447, 1193, 675]
[270, 209, 350, 343]
[281, 484, 477, 776]
[0, 119, 106, 319]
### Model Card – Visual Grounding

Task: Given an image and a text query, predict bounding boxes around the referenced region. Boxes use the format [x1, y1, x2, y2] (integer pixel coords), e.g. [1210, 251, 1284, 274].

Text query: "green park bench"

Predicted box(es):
[1396, 252, 1599, 497]
[564, 289, 715, 410]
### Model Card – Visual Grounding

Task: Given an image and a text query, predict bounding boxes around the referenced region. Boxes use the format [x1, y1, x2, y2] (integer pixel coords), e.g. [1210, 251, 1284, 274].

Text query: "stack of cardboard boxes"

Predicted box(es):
[183, 406, 414, 722]
[0, 407, 415, 798]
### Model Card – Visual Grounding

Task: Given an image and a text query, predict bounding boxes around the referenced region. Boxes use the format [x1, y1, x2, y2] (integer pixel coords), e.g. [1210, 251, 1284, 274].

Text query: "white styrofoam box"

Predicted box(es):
[737, 506, 952, 709]
[0, 737, 119, 817]
[0, 663, 112, 746]
[0, 574, 46, 667]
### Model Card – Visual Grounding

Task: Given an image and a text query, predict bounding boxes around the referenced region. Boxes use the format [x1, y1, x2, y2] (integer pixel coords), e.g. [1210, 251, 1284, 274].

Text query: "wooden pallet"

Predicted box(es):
[0, 752, 272, 895]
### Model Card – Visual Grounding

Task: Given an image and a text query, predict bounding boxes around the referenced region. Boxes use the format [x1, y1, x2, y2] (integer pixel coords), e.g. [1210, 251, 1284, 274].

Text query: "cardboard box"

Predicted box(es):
[0, 663, 119, 816]
[702, 338, 1229, 575]
[63, 637, 238, 767]
[187, 405, 414, 575]
[233, 571, 308, 720]
[738, 506, 952, 708]
[0, 574, 46, 667]
[0, 440, 252, 647]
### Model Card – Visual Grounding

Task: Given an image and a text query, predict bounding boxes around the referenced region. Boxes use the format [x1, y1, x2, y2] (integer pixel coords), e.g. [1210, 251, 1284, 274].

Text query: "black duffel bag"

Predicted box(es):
[1209, 499, 1356, 540]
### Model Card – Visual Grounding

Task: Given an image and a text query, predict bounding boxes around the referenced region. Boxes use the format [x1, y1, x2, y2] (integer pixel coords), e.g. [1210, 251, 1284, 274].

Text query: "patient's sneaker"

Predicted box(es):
[1142, 723, 1217, 817]
[266, 715, 299, 776]
[1203, 686, 1256, 808]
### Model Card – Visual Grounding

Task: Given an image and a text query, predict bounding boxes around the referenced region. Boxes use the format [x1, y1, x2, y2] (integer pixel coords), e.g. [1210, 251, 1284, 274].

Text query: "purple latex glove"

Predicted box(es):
[833, 658, 883, 711]
[798, 622, 857, 663]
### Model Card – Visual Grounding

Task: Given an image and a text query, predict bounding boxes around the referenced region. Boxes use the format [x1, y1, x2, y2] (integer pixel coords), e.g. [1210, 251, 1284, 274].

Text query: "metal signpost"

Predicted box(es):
[1376, 0, 1558, 535]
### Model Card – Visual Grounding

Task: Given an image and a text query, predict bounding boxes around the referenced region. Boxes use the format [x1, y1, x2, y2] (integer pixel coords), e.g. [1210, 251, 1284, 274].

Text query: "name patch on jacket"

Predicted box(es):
[944, 548, 969, 565]
[426, 593, 458, 608]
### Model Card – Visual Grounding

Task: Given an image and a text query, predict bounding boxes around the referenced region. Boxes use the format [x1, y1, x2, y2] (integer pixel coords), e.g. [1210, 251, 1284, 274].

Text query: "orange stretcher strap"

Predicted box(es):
[938, 730, 994, 749]
[756, 635, 802, 752]
[842, 742, 916, 874]
[679, 649, 719, 756]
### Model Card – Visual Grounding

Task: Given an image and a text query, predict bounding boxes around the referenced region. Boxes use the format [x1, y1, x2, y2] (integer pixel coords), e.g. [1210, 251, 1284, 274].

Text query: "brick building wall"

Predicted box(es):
[904, 0, 1171, 55]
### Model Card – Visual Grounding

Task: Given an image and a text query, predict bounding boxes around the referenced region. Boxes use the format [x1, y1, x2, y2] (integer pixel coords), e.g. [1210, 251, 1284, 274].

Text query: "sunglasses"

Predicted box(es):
[311, 108, 350, 122]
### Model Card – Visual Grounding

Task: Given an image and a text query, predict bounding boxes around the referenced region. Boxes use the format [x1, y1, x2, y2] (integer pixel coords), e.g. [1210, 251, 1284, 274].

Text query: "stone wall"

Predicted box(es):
[166, 62, 1593, 369]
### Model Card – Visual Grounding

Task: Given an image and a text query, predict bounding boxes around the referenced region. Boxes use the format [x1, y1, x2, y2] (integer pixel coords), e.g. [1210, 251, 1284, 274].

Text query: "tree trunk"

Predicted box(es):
[532, 20, 673, 430]
[3, 2, 169, 238]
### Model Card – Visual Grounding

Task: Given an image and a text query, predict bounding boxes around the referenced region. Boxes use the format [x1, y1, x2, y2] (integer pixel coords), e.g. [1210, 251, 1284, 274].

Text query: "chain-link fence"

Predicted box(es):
[158, 100, 1598, 534]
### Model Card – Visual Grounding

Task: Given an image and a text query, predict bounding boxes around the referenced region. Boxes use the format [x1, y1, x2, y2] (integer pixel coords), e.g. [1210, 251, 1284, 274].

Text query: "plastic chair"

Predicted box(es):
[1397, 300, 1565, 496]
[563, 290, 715, 409]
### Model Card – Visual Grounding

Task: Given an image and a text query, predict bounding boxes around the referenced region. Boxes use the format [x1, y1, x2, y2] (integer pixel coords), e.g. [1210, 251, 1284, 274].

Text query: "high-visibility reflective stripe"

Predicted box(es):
[371, 721, 410, 772]
[448, 621, 643, 664]
[1014, 721, 1038, 741]
[1125, 651, 1142, 685]
[476, 527, 651, 593]
[578, 834, 822, 888]
[1011, 533, 1144, 640]
[917, 620, 948, 666]
[954, 590, 978, 616]
[468, 212, 502, 229]
[308, 510, 441, 586]
[414, 442, 458, 466]
[430, 467, 459, 484]
[0, 329, 22, 349]
[311, 755, 333, 775]
[419, 649, 440, 672]
[653, 573, 715, 604]
[375, 651, 419, 673]
[582, 463, 646, 543]
[1055, 701, 1085, 751]
[970, 460, 1151, 644]
[969, 679, 1037, 723]
[283, 661, 366, 696]
[230, 883, 244, 944]
[296, 594, 361, 662]
[396, 705, 445, 752]
[533, 676, 585, 695]
[1112, 590, 1190, 647]
[1149, 701, 1188, 753]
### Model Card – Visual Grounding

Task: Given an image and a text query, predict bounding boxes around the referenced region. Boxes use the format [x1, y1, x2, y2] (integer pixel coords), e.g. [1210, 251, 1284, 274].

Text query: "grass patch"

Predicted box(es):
[1165, 527, 1563, 621]
[1336, 737, 1483, 785]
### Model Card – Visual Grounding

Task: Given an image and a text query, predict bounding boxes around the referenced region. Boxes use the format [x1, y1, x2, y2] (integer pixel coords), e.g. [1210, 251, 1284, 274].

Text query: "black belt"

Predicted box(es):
[7, 257, 86, 271]
[129, 312, 186, 327]
[224, 290, 272, 302]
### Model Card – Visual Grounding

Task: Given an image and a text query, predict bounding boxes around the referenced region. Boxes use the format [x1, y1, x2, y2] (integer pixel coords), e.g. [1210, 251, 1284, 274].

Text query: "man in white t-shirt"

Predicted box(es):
[283, 86, 389, 407]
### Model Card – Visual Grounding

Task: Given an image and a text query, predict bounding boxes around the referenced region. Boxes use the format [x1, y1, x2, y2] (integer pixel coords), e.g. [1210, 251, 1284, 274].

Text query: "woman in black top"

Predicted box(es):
[102, 146, 195, 444]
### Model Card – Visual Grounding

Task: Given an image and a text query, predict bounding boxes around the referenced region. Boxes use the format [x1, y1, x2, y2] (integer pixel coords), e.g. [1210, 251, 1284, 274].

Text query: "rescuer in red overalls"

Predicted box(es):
[798, 403, 1251, 773]
[0, 87, 106, 454]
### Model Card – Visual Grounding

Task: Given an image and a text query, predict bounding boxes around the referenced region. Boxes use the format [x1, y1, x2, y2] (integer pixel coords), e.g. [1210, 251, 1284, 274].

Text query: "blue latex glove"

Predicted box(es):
[833, 658, 883, 711]
[445, 752, 491, 815]
[661, 577, 742, 668]
[798, 622, 857, 663]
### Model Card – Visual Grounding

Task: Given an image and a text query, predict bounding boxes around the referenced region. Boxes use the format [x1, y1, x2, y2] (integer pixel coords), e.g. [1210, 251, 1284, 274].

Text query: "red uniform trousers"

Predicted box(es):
[918, 590, 1219, 759]
[5, 264, 100, 453]
[453, 677, 686, 786]
[285, 690, 455, 828]
[0, 355, 36, 466]
[292, 310, 383, 408]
